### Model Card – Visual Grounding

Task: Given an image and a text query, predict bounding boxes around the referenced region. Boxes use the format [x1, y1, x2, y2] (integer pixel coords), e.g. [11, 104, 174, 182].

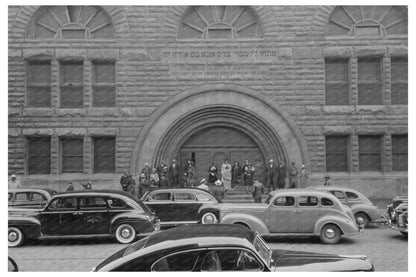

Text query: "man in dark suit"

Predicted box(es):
[168, 159, 180, 187]
[265, 159, 278, 192]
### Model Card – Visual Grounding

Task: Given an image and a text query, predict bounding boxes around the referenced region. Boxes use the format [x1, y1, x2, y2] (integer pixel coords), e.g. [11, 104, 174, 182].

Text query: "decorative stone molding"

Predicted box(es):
[130, 84, 310, 174]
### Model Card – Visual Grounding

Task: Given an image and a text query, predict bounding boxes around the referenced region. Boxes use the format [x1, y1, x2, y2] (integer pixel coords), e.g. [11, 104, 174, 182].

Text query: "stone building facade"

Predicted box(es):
[8, 6, 408, 198]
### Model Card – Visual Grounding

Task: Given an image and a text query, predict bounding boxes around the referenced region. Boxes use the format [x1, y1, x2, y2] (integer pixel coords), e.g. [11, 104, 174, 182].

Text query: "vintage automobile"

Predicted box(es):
[141, 188, 219, 228]
[8, 188, 57, 209]
[202, 189, 361, 244]
[312, 186, 383, 227]
[8, 190, 160, 247]
[385, 196, 408, 236]
[93, 224, 375, 271]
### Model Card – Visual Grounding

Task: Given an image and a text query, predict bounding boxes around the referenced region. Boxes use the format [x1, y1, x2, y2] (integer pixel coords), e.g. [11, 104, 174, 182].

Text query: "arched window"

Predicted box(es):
[327, 6, 407, 36]
[179, 6, 262, 40]
[27, 6, 114, 39]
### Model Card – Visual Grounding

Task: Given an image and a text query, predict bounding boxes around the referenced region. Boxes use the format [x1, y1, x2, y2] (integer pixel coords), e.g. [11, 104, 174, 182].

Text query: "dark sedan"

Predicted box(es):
[93, 224, 374, 271]
[141, 188, 219, 228]
[8, 190, 160, 247]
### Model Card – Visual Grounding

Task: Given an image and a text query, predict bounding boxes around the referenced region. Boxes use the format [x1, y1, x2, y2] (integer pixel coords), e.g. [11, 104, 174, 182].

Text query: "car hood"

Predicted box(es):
[271, 249, 374, 271]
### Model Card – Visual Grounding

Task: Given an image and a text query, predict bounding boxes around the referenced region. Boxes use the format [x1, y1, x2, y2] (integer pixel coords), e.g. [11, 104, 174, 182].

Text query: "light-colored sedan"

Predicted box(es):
[312, 186, 383, 227]
[213, 189, 360, 244]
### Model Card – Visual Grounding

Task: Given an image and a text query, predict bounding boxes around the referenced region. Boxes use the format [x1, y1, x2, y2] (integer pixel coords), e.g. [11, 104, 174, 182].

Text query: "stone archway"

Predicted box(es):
[131, 84, 310, 176]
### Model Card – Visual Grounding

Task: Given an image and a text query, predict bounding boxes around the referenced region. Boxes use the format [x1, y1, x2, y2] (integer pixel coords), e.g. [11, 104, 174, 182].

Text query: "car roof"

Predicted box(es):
[269, 188, 338, 198]
[8, 188, 56, 195]
[146, 224, 254, 247]
[149, 188, 211, 193]
[52, 189, 144, 203]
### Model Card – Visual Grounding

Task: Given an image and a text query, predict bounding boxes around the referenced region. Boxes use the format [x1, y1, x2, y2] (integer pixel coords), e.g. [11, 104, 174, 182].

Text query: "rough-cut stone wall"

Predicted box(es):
[8, 6, 408, 197]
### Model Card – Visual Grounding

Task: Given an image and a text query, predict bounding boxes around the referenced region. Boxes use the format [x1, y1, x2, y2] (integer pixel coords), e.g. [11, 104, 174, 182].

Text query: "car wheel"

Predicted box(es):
[201, 212, 218, 224]
[320, 224, 341, 244]
[8, 227, 24, 247]
[354, 212, 370, 228]
[115, 224, 136, 244]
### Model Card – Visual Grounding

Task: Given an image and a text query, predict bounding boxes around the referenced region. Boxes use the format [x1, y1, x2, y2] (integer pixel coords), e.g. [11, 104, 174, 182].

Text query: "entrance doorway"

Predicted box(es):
[179, 127, 265, 184]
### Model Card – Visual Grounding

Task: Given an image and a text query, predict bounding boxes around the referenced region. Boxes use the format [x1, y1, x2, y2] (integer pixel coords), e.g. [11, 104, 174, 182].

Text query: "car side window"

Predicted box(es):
[195, 192, 213, 201]
[8, 193, 13, 201]
[174, 192, 196, 201]
[32, 192, 46, 201]
[345, 191, 359, 200]
[201, 249, 263, 271]
[48, 197, 77, 210]
[273, 196, 295, 207]
[15, 192, 30, 201]
[79, 197, 107, 210]
[298, 196, 318, 207]
[150, 192, 172, 201]
[330, 191, 345, 200]
[151, 249, 202, 271]
[108, 197, 132, 209]
[321, 197, 334, 206]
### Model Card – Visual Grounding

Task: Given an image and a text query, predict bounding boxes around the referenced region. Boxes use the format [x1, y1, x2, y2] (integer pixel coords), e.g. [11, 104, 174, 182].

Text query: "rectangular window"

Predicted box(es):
[28, 137, 51, 175]
[325, 58, 349, 105]
[60, 61, 84, 108]
[392, 135, 408, 171]
[359, 135, 382, 171]
[61, 138, 83, 173]
[26, 60, 51, 107]
[326, 135, 349, 172]
[391, 57, 408, 105]
[92, 61, 116, 107]
[358, 57, 382, 105]
[93, 137, 115, 173]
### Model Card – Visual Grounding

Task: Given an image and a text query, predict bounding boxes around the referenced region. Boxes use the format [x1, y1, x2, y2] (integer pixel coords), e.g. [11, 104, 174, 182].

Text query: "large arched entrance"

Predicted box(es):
[131, 84, 310, 183]
[180, 126, 265, 183]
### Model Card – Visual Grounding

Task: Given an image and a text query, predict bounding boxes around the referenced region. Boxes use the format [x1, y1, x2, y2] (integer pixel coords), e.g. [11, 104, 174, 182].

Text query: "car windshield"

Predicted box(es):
[252, 234, 272, 268]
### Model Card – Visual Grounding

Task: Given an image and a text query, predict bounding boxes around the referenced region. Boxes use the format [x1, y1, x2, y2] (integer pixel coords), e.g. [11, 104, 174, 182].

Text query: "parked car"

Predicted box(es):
[8, 190, 160, 247]
[385, 196, 408, 236]
[93, 224, 374, 271]
[205, 189, 360, 244]
[312, 186, 383, 227]
[141, 188, 219, 228]
[8, 188, 57, 209]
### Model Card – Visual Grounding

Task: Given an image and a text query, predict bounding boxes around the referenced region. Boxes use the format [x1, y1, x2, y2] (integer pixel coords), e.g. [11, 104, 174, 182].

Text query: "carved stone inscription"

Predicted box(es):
[162, 48, 291, 79]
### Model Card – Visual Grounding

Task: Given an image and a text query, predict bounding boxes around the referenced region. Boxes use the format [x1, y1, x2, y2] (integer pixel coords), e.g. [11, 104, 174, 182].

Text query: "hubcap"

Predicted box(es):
[9, 232, 17, 242]
[325, 228, 335, 238]
[121, 228, 131, 238]
[205, 215, 214, 224]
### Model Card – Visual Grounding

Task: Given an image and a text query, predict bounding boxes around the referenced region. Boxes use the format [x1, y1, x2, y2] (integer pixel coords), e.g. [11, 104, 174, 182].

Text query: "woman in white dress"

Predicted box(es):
[221, 159, 232, 190]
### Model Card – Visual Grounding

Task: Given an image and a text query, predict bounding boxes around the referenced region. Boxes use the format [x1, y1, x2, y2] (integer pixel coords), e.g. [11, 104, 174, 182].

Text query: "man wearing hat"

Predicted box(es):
[138, 173, 149, 198]
[8, 174, 21, 189]
[212, 180, 225, 203]
[323, 174, 334, 186]
[197, 178, 209, 191]
[288, 161, 299, 189]
[265, 158, 278, 192]
[168, 158, 180, 188]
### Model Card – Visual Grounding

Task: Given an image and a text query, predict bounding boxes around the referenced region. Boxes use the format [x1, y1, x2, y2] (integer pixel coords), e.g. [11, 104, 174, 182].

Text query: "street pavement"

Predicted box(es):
[8, 223, 407, 272]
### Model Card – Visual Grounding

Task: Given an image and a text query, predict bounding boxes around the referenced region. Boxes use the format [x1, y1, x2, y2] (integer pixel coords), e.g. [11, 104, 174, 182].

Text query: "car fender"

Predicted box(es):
[350, 204, 381, 220]
[110, 211, 153, 233]
[8, 216, 41, 239]
[221, 213, 270, 235]
[314, 215, 358, 236]
[197, 204, 220, 220]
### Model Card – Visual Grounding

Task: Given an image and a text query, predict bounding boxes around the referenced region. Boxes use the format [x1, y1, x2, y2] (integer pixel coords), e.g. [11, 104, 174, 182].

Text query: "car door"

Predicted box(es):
[77, 196, 110, 235]
[172, 192, 200, 223]
[266, 196, 298, 233]
[144, 191, 174, 223]
[40, 196, 80, 236]
[296, 195, 321, 233]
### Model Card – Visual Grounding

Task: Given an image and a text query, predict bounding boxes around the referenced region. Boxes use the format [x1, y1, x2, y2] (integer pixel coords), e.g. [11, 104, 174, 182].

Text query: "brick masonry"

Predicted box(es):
[8, 6, 408, 198]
